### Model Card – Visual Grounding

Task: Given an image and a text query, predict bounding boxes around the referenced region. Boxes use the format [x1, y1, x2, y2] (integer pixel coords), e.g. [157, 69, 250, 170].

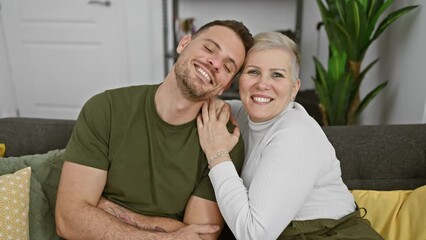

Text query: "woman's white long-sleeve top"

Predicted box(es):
[209, 101, 355, 240]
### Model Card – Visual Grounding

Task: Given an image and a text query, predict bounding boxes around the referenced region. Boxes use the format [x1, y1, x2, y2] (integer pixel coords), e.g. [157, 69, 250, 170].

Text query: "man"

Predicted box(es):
[55, 20, 253, 239]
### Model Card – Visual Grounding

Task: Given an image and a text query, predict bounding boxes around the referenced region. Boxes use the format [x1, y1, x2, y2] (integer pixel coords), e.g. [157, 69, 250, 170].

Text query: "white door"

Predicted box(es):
[0, 0, 130, 119]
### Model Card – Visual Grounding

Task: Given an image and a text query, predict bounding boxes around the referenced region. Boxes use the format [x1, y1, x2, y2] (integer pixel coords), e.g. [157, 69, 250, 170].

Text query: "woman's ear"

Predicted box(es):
[176, 35, 192, 54]
[292, 79, 301, 97]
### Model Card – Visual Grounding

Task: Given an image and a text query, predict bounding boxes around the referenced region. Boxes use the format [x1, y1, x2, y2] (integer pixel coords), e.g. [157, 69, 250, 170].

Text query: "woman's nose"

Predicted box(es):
[256, 74, 271, 90]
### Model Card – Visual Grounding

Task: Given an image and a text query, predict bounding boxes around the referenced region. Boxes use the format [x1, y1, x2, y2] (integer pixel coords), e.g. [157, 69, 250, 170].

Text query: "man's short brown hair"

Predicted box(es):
[193, 20, 254, 54]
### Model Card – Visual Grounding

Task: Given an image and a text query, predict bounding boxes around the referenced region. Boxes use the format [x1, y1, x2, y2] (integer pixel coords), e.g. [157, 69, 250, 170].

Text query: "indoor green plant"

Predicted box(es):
[313, 0, 418, 125]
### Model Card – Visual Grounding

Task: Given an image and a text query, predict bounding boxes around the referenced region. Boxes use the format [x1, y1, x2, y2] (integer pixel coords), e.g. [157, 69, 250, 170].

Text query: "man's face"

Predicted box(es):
[174, 26, 246, 102]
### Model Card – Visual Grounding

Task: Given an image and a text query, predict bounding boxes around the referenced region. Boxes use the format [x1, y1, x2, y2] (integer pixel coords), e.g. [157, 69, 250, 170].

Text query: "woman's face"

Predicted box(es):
[239, 49, 300, 123]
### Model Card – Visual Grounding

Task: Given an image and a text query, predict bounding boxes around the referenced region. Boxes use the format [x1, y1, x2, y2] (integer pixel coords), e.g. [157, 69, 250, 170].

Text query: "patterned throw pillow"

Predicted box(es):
[0, 149, 65, 239]
[0, 167, 31, 240]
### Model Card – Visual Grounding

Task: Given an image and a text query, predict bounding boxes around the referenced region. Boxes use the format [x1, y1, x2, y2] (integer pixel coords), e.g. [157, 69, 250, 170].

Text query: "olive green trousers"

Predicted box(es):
[278, 209, 384, 240]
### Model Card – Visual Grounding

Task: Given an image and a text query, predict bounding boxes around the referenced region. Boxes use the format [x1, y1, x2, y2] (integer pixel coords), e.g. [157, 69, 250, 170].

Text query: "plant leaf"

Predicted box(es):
[313, 57, 331, 110]
[328, 72, 355, 125]
[316, 0, 335, 43]
[366, 0, 393, 37]
[354, 81, 388, 119]
[334, 0, 345, 24]
[328, 46, 347, 84]
[328, 20, 354, 58]
[346, 0, 361, 39]
[371, 5, 418, 42]
[356, 58, 379, 85]
[366, 0, 384, 20]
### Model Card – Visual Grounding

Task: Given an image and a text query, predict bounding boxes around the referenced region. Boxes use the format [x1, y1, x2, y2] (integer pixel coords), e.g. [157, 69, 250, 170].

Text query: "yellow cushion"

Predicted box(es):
[352, 185, 426, 240]
[0, 143, 5, 157]
[0, 167, 31, 240]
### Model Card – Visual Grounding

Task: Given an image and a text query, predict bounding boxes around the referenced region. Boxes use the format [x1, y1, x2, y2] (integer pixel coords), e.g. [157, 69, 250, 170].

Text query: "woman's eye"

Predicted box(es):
[247, 69, 259, 75]
[272, 72, 284, 78]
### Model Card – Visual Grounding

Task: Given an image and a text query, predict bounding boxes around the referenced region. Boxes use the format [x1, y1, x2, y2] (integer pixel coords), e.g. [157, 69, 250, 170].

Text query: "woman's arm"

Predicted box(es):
[197, 100, 324, 240]
[209, 131, 321, 240]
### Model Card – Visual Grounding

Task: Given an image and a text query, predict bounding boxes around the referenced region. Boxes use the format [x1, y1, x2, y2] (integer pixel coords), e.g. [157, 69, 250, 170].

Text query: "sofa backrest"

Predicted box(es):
[0, 117, 75, 157]
[324, 124, 426, 191]
[1, 117, 425, 191]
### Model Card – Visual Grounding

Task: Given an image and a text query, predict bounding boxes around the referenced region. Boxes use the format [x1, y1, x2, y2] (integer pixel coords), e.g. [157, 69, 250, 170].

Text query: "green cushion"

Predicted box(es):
[0, 149, 65, 240]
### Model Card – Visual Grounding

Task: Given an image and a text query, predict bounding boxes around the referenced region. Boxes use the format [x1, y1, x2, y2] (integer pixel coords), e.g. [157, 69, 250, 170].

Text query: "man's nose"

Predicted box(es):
[208, 58, 222, 73]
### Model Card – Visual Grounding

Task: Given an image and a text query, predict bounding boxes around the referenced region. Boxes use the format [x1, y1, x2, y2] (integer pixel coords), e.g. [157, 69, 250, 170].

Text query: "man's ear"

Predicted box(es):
[176, 35, 192, 54]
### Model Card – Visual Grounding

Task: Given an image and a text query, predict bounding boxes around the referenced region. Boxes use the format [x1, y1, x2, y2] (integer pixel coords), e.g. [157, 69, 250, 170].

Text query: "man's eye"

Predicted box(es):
[204, 46, 213, 53]
[224, 65, 232, 73]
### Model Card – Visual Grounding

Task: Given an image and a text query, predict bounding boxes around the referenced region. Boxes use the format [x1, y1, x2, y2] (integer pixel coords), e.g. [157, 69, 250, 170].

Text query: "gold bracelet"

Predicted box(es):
[208, 151, 229, 166]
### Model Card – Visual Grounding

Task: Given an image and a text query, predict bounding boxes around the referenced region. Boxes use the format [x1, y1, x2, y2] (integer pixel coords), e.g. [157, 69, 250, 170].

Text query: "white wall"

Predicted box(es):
[359, 0, 425, 124]
[0, 0, 164, 118]
[125, 0, 164, 85]
[0, 0, 424, 124]
[179, 0, 296, 35]
[299, 0, 325, 91]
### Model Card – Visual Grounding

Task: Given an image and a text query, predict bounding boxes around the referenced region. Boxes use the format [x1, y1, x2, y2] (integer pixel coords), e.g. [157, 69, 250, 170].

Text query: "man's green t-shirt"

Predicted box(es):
[63, 84, 244, 220]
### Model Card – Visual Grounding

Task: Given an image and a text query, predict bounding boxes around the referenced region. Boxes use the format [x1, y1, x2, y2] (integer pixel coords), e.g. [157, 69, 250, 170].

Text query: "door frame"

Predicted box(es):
[0, 14, 18, 117]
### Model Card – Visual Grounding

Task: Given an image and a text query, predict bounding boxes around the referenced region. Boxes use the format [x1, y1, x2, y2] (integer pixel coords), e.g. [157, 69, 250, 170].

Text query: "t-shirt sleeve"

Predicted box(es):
[191, 158, 216, 201]
[192, 152, 216, 201]
[63, 92, 111, 170]
[191, 120, 245, 202]
[227, 121, 245, 174]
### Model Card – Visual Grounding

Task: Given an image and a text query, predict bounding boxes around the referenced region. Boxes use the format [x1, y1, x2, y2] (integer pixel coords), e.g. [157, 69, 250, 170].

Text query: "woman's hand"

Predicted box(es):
[197, 98, 240, 168]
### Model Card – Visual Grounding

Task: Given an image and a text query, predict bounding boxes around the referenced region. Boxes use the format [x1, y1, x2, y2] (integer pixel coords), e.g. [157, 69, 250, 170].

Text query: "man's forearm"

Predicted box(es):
[57, 201, 219, 240]
[55, 161, 216, 239]
[56, 202, 171, 240]
[97, 197, 186, 232]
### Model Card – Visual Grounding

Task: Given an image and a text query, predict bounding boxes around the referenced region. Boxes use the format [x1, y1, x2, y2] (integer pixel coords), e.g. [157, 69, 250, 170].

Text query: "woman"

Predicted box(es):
[197, 32, 383, 240]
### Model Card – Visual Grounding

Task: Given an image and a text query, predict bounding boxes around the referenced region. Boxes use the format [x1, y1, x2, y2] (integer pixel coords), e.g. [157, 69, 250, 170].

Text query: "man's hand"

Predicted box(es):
[167, 224, 220, 240]
[183, 195, 224, 240]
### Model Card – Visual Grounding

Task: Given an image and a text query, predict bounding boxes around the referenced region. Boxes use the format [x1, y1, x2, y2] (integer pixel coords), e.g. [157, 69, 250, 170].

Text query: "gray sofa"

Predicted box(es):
[1, 117, 425, 190]
[1, 117, 426, 239]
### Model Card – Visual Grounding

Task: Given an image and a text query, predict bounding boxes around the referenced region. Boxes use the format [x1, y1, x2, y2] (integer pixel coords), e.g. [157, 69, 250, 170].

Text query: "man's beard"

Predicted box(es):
[175, 59, 217, 102]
